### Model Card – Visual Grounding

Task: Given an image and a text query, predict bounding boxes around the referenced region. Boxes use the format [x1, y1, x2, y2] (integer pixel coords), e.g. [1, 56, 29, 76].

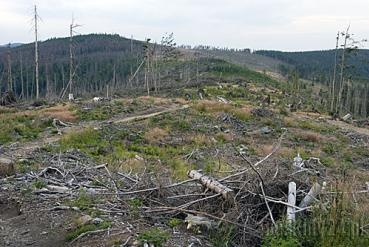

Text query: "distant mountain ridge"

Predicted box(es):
[255, 49, 369, 82]
[0, 43, 24, 48]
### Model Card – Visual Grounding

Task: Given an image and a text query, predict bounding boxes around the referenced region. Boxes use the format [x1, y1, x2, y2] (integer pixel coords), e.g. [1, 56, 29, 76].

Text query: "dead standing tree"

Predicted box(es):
[336, 26, 351, 115]
[143, 38, 153, 96]
[60, 16, 81, 100]
[330, 32, 340, 113]
[33, 5, 40, 99]
[6, 43, 12, 92]
[334, 26, 367, 116]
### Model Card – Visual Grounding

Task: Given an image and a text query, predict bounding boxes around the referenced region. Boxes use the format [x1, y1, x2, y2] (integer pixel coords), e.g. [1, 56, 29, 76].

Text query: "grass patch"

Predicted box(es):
[209, 224, 235, 247]
[32, 179, 47, 189]
[170, 159, 192, 180]
[193, 100, 252, 122]
[208, 59, 284, 89]
[263, 180, 369, 247]
[71, 189, 96, 211]
[144, 127, 168, 144]
[75, 100, 137, 121]
[59, 128, 136, 162]
[0, 114, 52, 144]
[66, 221, 112, 241]
[60, 128, 107, 158]
[167, 218, 182, 228]
[138, 228, 170, 247]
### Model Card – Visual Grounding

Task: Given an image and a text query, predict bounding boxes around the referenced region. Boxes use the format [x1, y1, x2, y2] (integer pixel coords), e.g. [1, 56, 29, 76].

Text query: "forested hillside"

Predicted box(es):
[255, 49, 369, 82]
[0, 34, 145, 99]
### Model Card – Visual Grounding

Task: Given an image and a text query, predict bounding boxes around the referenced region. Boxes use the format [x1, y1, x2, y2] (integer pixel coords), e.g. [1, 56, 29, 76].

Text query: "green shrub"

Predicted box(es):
[209, 224, 235, 247]
[32, 179, 46, 189]
[66, 221, 112, 241]
[263, 181, 369, 247]
[167, 218, 182, 228]
[138, 228, 170, 247]
[72, 189, 95, 210]
[263, 221, 299, 247]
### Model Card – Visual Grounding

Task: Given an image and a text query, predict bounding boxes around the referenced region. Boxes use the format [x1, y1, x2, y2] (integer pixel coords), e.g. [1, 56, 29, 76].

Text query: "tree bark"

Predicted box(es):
[287, 182, 296, 222]
[188, 170, 234, 201]
[299, 182, 322, 208]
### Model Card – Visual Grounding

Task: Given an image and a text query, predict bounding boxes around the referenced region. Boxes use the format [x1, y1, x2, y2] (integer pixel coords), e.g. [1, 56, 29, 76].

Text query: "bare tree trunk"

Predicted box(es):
[34, 5, 40, 99]
[330, 32, 340, 113]
[69, 23, 73, 95]
[7, 45, 13, 92]
[362, 84, 368, 118]
[61, 65, 65, 91]
[146, 58, 150, 96]
[26, 69, 29, 100]
[336, 26, 350, 114]
[20, 53, 24, 99]
[68, 17, 80, 98]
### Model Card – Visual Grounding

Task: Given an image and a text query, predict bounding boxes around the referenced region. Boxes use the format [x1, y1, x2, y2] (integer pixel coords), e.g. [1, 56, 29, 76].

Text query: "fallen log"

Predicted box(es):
[299, 182, 322, 208]
[188, 170, 235, 201]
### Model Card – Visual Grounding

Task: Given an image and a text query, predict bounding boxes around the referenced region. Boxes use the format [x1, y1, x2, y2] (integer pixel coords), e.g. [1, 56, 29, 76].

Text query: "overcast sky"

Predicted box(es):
[1, 0, 368, 51]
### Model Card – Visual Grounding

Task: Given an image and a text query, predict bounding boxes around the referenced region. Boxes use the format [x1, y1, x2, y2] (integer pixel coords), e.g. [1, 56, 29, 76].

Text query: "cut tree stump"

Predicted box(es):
[287, 182, 296, 222]
[0, 157, 15, 177]
[188, 170, 235, 201]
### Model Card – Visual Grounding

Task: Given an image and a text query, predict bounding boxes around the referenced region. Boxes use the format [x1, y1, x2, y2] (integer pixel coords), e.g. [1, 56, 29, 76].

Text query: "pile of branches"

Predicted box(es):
[7, 134, 330, 246]
[0, 91, 16, 106]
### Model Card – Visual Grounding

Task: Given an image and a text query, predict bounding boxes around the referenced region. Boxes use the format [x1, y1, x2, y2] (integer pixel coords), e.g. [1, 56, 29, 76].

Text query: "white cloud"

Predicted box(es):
[0, 0, 368, 50]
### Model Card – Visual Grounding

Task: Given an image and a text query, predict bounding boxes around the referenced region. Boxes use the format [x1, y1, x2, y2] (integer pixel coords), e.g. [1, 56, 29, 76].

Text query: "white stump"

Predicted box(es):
[287, 181, 296, 222]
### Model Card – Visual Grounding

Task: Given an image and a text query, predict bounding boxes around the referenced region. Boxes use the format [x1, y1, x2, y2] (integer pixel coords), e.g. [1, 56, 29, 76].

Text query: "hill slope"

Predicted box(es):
[0, 34, 144, 99]
[255, 49, 369, 82]
[186, 48, 286, 73]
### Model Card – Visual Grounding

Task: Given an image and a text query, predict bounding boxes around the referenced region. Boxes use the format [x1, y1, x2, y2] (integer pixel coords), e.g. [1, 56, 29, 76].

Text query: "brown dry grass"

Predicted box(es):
[190, 134, 212, 146]
[193, 100, 233, 113]
[257, 144, 296, 158]
[117, 158, 146, 174]
[172, 97, 188, 105]
[295, 130, 324, 143]
[193, 100, 252, 121]
[138, 96, 171, 105]
[144, 127, 169, 144]
[0, 112, 33, 121]
[40, 104, 77, 122]
[215, 132, 234, 143]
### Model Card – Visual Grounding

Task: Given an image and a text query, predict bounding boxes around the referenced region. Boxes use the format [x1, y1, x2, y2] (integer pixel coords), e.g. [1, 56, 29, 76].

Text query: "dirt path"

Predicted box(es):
[4, 104, 189, 159]
[327, 119, 369, 136]
[113, 104, 189, 124]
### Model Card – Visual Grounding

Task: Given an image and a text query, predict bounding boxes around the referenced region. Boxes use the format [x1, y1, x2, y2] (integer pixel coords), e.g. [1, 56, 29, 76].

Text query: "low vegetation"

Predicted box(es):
[137, 228, 170, 247]
[2, 53, 369, 246]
